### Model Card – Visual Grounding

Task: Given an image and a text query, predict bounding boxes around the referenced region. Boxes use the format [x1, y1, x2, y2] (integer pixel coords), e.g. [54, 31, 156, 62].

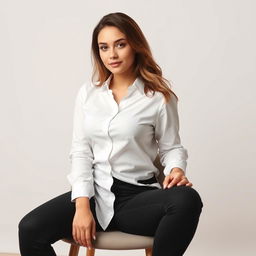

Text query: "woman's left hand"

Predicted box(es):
[162, 168, 193, 189]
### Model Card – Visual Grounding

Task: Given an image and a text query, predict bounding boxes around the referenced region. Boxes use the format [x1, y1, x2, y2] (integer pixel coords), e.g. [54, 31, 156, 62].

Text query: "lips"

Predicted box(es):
[109, 61, 122, 67]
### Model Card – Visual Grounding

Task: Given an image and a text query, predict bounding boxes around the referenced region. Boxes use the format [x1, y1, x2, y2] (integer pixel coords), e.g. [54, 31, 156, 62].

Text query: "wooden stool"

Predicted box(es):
[62, 231, 154, 256]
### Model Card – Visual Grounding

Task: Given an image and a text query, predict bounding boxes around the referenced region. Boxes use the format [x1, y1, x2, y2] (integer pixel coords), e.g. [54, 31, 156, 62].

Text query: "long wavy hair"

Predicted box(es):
[91, 12, 178, 103]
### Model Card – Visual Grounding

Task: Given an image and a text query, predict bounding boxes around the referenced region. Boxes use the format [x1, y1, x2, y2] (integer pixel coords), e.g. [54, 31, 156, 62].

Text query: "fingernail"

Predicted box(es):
[93, 235, 96, 240]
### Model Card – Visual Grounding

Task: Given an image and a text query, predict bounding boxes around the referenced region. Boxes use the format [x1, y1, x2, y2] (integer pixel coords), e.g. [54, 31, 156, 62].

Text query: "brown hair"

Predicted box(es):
[91, 12, 178, 103]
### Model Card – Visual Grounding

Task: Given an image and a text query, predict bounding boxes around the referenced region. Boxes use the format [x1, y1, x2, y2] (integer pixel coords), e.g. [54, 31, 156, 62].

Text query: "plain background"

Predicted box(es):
[1, 0, 255, 255]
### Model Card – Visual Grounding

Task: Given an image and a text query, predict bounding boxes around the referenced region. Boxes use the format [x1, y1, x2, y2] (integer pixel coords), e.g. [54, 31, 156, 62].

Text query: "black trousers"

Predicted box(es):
[18, 177, 203, 256]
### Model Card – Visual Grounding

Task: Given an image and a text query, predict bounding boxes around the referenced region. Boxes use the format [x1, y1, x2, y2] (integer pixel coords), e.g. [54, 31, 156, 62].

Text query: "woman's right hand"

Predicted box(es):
[72, 208, 96, 249]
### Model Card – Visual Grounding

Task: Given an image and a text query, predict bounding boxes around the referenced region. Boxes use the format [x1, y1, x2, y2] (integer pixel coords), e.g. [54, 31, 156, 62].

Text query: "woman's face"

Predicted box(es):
[97, 26, 136, 76]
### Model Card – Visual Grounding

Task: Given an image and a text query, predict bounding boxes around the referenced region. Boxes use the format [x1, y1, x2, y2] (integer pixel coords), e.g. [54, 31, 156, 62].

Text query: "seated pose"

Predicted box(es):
[18, 12, 203, 256]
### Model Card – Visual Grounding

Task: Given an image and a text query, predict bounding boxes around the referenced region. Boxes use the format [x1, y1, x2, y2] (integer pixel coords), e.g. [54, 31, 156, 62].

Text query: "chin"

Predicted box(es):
[110, 69, 126, 75]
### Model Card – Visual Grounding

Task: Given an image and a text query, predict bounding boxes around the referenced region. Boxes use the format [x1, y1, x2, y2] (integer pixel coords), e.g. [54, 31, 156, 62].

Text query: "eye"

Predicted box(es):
[99, 45, 108, 51]
[117, 42, 126, 48]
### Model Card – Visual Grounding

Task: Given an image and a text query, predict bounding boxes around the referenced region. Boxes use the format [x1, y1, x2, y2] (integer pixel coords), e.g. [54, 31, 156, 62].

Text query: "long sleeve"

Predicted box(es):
[155, 93, 188, 176]
[66, 84, 95, 202]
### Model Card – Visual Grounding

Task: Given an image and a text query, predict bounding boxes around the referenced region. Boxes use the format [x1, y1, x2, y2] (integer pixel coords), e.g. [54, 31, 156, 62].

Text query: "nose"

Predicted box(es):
[109, 46, 118, 59]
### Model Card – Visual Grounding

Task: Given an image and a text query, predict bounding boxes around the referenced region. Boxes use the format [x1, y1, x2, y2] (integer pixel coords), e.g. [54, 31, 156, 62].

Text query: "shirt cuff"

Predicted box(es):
[68, 181, 95, 202]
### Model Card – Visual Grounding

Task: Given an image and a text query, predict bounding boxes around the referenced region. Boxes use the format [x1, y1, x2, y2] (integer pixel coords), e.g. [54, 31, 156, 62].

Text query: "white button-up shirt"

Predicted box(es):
[67, 74, 188, 230]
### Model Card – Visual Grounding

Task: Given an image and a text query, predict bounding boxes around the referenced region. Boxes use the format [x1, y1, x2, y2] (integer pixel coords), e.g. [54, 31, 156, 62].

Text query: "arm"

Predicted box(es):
[67, 84, 96, 248]
[67, 84, 95, 203]
[155, 93, 188, 177]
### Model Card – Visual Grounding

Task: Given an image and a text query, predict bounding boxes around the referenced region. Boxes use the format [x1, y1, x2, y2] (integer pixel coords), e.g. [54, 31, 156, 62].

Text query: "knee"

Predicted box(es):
[183, 186, 203, 213]
[18, 212, 39, 239]
[165, 186, 203, 215]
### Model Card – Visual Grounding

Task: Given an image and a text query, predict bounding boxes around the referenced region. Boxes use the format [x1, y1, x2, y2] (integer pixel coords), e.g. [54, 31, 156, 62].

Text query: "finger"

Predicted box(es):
[86, 228, 93, 249]
[167, 177, 179, 188]
[73, 226, 79, 244]
[163, 176, 173, 189]
[76, 228, 83, 246]
[92, 221, 97, 242]
[177, 177, 188, 186]
[164, 175, 174, 189]
[72, 226, 77, 244]
[80, 227, 87, 247]
[186, 182, 193, 186]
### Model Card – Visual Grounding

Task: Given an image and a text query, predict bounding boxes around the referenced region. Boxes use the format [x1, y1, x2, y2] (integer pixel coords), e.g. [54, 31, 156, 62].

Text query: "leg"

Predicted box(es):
[113, 185, 203, 256]
[18, 191, 102, 256]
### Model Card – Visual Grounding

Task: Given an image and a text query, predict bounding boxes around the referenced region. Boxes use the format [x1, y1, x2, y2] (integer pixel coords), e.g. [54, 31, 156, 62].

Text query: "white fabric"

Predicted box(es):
[67, 73, 188, 230]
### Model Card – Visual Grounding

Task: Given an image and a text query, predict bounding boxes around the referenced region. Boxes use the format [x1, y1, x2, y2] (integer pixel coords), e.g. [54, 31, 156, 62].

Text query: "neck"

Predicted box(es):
[110, 73, 137, 90]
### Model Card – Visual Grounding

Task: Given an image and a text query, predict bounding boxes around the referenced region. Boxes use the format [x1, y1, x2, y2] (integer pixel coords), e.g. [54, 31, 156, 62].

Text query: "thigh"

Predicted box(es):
[113, 185, 203, 236]
[19, 191, 102, 243]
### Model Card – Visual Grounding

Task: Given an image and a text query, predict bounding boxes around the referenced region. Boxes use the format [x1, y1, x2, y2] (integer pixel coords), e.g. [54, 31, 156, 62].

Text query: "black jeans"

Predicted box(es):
[18, 177, 203, 256]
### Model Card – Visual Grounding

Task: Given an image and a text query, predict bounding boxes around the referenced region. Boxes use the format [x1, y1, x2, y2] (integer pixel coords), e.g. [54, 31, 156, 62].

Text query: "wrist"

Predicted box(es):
[75, 197, 91, 210]
[170, 167, 184, 175]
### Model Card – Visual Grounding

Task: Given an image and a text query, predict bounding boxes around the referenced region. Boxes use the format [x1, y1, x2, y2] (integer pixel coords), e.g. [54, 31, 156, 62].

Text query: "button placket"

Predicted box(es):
[106, 111, 119, 167]
[104, 92, 120, 177]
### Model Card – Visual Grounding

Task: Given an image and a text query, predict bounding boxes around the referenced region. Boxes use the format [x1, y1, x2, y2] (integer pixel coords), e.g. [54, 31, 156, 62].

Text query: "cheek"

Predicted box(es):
[123, 49, 135, 63]
[100, 52, 104, 61]
[99, 52, 107, 64]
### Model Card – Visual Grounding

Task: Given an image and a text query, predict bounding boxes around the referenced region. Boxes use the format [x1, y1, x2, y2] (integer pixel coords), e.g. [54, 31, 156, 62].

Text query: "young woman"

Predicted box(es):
[18, 12, 203, 256]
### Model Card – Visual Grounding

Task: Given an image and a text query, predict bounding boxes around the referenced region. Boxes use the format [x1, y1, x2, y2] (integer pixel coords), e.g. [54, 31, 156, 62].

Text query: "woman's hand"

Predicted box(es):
[72, 208, 96, 249]
[162, 168, 193, 189]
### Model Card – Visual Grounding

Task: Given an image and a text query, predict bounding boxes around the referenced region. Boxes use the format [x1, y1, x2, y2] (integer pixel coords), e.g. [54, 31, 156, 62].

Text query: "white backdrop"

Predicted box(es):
[1, 0, 255, 255]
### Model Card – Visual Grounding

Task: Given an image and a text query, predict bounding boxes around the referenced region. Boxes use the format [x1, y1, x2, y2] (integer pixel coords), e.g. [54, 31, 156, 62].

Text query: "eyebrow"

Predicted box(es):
[98, 38, 126, 45]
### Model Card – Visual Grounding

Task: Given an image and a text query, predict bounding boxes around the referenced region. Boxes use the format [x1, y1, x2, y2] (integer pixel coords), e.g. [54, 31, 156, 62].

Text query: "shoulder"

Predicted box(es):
[79, 80, 95, 93]
[153, 92, 179, 119]
[152, 91, 178, 108]
[76, 80, 98, 101]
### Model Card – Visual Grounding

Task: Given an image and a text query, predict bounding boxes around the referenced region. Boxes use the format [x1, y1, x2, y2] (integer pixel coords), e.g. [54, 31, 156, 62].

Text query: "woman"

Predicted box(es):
[18, 12, 203, 256]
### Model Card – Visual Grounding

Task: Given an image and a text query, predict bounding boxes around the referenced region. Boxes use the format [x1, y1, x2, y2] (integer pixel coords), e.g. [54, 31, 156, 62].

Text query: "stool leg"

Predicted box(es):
[69, 244, 80, 256]
[145, 247, 153, 256]
[86, 248, 95, 256]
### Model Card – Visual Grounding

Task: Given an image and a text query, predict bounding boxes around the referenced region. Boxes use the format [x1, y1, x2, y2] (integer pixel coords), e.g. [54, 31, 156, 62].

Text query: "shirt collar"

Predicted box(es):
[100, 73, 145, 95]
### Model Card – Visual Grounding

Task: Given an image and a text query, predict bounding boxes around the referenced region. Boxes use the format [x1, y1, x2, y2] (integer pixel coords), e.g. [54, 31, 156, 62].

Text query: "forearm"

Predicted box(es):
[75, 197, 91, 211]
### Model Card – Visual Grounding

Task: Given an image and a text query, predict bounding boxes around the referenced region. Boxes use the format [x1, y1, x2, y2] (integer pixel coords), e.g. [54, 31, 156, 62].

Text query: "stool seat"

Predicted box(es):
[62, 231, 154, 250]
